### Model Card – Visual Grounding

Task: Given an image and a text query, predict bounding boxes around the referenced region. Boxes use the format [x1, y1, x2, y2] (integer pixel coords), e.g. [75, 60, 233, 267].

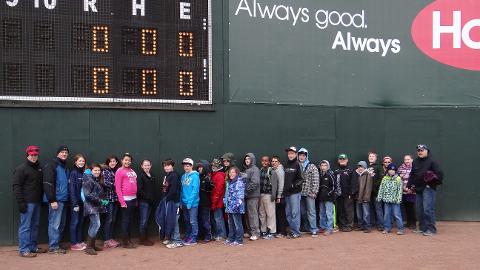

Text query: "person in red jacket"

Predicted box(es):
[210, 159, 226, 241]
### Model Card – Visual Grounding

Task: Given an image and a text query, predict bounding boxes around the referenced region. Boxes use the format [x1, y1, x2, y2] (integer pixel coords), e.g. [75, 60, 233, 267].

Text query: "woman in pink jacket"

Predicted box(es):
[115, 153, 138, 249]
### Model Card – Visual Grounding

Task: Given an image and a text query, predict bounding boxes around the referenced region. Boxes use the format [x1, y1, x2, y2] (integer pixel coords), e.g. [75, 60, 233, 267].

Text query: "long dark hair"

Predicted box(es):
[104, 155, 120, 171]
[90, 163, 104, 185]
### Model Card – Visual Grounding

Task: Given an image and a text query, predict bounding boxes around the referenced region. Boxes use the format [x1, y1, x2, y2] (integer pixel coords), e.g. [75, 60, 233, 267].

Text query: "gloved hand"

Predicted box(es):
[100, 200, 109, 206]
[18, 202, 27, 214]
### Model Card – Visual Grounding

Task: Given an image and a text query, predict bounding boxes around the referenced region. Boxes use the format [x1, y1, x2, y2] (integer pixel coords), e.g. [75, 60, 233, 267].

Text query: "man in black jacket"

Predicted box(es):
[407, 144, 443, 236]
[12, 145, 46, 257]
[334, 154, 354, 232]
[283, 146, 304, 238]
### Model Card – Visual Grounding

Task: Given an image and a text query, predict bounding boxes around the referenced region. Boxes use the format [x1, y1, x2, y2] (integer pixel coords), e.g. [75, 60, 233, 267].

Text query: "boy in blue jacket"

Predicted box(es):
[180, 158, 200, 245]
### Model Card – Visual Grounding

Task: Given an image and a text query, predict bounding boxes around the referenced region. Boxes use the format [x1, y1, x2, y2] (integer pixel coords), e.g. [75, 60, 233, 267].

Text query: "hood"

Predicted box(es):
[195, 160, 211, 176]
[320, 160, 331, 172]
[221, 152, 235, 161]
[243, 153, 256, 169]
[298, 147, 310, 171]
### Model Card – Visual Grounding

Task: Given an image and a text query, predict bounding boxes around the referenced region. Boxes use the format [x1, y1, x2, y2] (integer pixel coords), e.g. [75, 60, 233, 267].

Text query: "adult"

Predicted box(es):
[407, 145, 443, 236]
[283, 146, 304, 238]
[272, 156, 287, 238]
[12, 145, 46, 257]
[367, 151, 384, 231]
[297, 148, 320, 237]
[243, 153, 261, 240]
[334, 154, 354, 232]
[43, 145, 70, 254]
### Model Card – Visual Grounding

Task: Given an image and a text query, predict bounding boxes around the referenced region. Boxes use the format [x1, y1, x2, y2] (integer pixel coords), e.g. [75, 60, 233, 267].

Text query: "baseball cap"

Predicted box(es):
[182, 158, 194, 166]
[338, 153, 348, 159]
[357, 161, 368, 169]
[417, 144, 429, 151]
[285, 146, 297, 152]
[26, 145, 40, 155]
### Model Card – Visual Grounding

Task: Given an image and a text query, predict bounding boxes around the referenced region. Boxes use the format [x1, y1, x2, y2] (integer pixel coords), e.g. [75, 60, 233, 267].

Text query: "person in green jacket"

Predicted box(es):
[377, 163, 404, 235]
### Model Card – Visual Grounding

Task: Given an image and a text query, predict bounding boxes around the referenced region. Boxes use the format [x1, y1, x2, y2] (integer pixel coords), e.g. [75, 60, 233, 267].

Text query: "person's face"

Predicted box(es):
[387, 169, 396, 176]
[197, 166, 204, 174]
[271, 158, 279, 169]
[417, 148, 428, 158]
[223, 159, 231, 167]
[368, 154, 377, 164]
[91, 167, 101, 178]
[404, 155, 413, 166]
[229, 169, 238, 179]
[122, 156, 132, 168]
[141, 161, 151, 173]
[338, 158, 348, 166]
[57, 150, 68, 161]
[357, 166, 365, 173]
[383, 158, 392, 168]
[298, 153, 306, 163]
[75, 157, 85, 169]
[261, 157, 270, 168]
[108, 158, 118, 169]
[27, 154, 39, 163]
[287, 151, 296, 161]
[183, 164, 193, 172]
[163, 164, 173, 173]
[320, 163, 328, 172]
[244, 156, 252, 166]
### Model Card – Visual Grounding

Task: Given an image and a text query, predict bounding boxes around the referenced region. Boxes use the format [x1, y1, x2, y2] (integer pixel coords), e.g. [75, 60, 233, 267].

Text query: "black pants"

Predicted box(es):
[402, 201, 416, 227]
[337, 196, 354, 229]
[121, 199, 137, 237]
[275, 198, 287, 235]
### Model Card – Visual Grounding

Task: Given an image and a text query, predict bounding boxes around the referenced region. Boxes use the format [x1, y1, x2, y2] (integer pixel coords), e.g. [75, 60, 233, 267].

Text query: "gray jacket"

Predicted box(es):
[243, 153, 261, 199]
[272, 164, 285, 199]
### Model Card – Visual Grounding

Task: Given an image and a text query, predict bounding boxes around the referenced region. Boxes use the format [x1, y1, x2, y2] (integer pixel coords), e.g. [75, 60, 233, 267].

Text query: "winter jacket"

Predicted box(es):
[368, 162, 383, 195]
[398, 163, 415, 202]
[210, 170, 226, 210]
[318, 161, 339, 201]
[198, 160, 214, 208]
[225, 176, 245, 214]
[181, 171, 200, 209]
[114, 167, 138, 206]
[300, 163, 320, 198]
[283, 158, 304, 196]
[354, 170, 373, 202]
[137, 171, 156, 204]
[43, 158, 69, 203]
[69, 167, 84, 207]
[335, 165, 353, 197]
[260, 166, 279, 202]
[161, 171, 181, 203]
[377, 174, 403, 204]
[243, 153, 261, 199]
[272, 164, 285, 199]
[82, 174, 106, 216]
[407, 155, 443, 192]
[102, 167, 118, 202]
[12, 160, 43, 211]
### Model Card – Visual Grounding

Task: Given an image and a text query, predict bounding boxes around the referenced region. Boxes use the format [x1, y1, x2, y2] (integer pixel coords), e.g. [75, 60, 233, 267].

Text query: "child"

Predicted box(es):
[115, 153, 137, 249]
[377, 163, 405, 235]
[210, 159, 226, 241]
[102, 155, 120, 248]
[82, 164, 108, 255]
[352, 161, 373, 233]
[398, 155, 416, 229]
[243, 153, 261, 240]
[224, 166, 245, 246]
[137, 159, 156, 246]
[69, 154, 87, 251]
[196, 160, 214, 242]
[318, 160, 337, 236]
[334, 154, 354, 232]
[180, 158, 200, 246]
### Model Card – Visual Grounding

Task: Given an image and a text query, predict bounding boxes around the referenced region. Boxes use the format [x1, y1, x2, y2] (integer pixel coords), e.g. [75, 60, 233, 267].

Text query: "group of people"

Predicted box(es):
[12, 143, 443, 257]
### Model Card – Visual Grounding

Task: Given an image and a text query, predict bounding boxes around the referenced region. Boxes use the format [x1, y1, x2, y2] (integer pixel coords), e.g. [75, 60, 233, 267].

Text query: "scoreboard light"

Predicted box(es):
[0, 0, 212, 108]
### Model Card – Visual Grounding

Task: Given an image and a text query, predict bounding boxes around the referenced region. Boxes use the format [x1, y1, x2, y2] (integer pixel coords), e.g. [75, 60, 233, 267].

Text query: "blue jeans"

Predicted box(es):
[121, 199, 137, 236]
[156, 199, 180, 240]
[18, 203, 41, 254]
[370, 199, 384, 229]
[383, 203, 404, 231]
[172, 207, 181, 242]
[182, 206, 199, 242]
[104, 202, 119, 240]
[87, 214, 101, 238]
[213, 208, 226, 238]
[356, 202, 371, 229]
[416, 187, 437, 233]
[301, 196, 318, 233]
[139, 200, 152, 234]
[199, 206, 212, 240]
[227, 213, 243, 243]
[319, 201, 334, 232]
[70, 205, 84, 244]
[48, 201, 67, 249]
[285, 193, 301, 235]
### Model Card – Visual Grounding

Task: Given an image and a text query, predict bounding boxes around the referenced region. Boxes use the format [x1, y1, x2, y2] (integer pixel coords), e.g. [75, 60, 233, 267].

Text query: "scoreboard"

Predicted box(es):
[0, 0, 212, 109]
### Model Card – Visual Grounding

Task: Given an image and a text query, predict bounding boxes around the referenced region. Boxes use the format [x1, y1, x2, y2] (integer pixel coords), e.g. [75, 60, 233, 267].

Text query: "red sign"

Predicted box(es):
[411, 0, 480, 71]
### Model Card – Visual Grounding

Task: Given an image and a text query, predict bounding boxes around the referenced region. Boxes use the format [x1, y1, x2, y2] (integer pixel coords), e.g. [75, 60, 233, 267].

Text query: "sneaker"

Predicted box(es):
[377, 227, 384, 232]
[80, 242, 87, 248]
[110, 239, 120, 247]
[214, 236, 225, 242]
[413, 229, 424, 234]
[333, 226, 339, 232]
[104, 240, 117, 248]
[343, 227, 353, 232]
[31, 247, 47, 254]
[223, 239, 233, 245]
[423, 231, 435, 237]
[263, 234, 274, 240]
[183, 240, 197, 246]
[323, 231, 332, 236]
[70, 243, 85, 251]
[48, 248, 67, 255]
[166, 242, 184, 249]
[275, 234, 285, 239]
[382, 230, 389, 234]
[243, 233, 251, 238]
[230, 241, 243, 246]
[363, 228, 372, 233]
[249, 235, 258, 241]
[397, 230, 405, 235]
[311, 232, 319, 238]
[162, 240, 170, 245]
[288, 233, 301, 239]
[20, 251, 37, 258]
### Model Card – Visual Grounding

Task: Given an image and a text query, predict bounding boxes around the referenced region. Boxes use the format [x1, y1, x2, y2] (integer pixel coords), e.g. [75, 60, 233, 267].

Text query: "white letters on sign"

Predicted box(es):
[433, 11, 480, 49]
[35, 0, 57, 9]
[84, 0, 98, 13]
[6, 0, 19, 7]
[132, 0, 145, 16]
[180, 2, 191, 20]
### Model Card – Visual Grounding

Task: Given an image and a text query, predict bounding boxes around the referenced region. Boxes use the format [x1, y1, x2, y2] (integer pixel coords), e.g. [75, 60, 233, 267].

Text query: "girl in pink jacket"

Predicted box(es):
[115, 153, 137, 249]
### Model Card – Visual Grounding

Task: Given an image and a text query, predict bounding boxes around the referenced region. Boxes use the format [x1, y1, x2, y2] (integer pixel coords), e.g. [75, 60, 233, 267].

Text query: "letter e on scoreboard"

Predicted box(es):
[180, 2, 191, 20]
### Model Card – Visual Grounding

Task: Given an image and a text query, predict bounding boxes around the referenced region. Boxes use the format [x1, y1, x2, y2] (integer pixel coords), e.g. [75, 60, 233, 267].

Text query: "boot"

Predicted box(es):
[93, 238, 103, 251]
[85, 237, 97, 255]
[139, 233, 154, 246]
[122, 235, 135, 249]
